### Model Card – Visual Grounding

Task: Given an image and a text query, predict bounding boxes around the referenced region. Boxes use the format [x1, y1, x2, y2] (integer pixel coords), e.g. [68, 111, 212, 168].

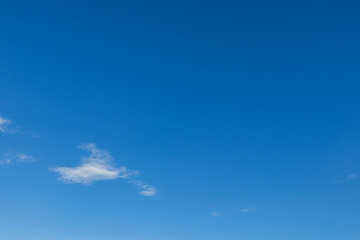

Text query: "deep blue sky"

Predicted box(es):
[1, 0, 360, 239]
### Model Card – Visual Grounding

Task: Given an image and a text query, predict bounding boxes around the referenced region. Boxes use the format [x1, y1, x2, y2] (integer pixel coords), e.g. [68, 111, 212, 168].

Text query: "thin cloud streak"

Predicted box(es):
[211, 206, 257, 217]
[0, 151, 38, 165]
[241, 207, 257, 212]
[51, 143, 157, 196]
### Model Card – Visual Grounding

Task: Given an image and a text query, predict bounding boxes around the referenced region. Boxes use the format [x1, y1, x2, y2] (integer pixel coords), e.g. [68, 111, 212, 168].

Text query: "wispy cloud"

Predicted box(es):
[51, 143, 157, 196]
[345, 174, 357, 180]
[334, 174, 357, 183]
[0, 116, 13, 133]
[211, 206, 257, 217]
[0, 114, 37, 136]
[130, 179, 157, 196]
[211, 211, 221, 217]
[240, 207, 257, 212]
[0, 151, 38, 165]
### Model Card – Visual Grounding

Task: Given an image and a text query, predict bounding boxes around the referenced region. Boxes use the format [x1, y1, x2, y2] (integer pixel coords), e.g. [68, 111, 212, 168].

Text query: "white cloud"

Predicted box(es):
[51, 143, 157, 196]
[0, 116, 12, 133]
[130, 179, 158, 196]
[0, 151, 37, 165]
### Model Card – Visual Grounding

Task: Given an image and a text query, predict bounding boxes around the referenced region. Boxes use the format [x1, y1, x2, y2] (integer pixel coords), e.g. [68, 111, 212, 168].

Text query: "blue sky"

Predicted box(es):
[0, 0, 360, 239]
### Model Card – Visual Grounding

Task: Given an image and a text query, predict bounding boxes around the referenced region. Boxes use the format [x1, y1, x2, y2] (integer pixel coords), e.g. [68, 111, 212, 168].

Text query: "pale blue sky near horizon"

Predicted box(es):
[1, 0, 360, 239]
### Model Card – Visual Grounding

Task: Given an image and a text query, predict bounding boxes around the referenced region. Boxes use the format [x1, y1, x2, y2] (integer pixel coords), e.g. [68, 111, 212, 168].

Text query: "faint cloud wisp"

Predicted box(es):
[0, 151, 38, 165]
[240, 207, 257, 212]
[345, 174, 357, 180]
[211, 211, 221, 217]
[211, 206, 257, 217]
[0, 114, 38, 136]
[0, 116, 13, 133]
[334, 174, 357, 183]
[51, 143, 157, 196]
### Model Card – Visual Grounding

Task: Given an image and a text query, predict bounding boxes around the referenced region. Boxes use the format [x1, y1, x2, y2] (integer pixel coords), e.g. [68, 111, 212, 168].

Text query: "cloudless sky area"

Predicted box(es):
[1, 0, 360, 239]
